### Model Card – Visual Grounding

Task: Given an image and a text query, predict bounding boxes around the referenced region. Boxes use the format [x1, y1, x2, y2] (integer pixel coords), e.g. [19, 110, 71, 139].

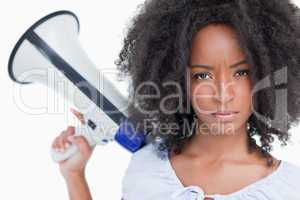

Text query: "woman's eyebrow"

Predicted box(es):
[189, 59, 248, 69]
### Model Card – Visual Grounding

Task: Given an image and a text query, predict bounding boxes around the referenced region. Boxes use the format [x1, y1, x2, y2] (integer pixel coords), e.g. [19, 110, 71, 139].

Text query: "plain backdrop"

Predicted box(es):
[0, 1, 299, 199]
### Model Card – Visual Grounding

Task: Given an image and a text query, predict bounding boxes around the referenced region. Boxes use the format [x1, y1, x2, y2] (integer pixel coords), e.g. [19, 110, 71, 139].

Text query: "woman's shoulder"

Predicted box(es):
[245, 160, 300, 199]
[252, 159, 300, 198]
[124, 142, 167, 173]
[121, 142, 178, 200]
[280, 160, 300, 180]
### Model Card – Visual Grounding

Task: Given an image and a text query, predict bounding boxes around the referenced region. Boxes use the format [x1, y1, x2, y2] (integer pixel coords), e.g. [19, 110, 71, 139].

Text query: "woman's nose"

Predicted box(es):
[214, 80, 235, 103]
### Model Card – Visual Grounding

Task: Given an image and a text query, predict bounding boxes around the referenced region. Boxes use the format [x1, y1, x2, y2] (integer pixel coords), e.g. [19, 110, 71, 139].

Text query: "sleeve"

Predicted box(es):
[121, 143, 178, 200]
[121, 143, 152, 200]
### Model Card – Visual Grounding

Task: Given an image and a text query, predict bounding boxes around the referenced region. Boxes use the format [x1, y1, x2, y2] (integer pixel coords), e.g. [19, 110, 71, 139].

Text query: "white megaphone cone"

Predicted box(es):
[8, 10, 147, 162]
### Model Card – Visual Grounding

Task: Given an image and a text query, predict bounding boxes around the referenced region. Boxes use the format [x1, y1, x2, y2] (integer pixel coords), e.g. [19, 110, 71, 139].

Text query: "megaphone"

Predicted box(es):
[8, 10, 147, 162]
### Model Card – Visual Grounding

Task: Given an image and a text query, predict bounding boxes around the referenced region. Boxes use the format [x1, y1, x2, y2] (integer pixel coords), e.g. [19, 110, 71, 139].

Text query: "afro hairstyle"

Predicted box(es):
[115, 0, 300, 167]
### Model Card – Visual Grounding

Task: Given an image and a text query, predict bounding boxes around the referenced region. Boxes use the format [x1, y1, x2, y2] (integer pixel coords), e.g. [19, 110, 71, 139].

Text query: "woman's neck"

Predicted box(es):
[182, 123, 253, 161]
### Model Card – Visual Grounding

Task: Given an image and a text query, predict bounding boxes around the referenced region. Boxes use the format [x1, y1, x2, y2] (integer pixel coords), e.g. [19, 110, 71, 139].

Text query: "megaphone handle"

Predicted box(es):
[50, 126, 96, 162]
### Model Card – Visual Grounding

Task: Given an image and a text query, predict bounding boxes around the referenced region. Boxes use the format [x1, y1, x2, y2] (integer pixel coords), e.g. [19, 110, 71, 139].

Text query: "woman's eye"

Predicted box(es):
[235, 69, 250, 77]
[193, 72, 211, 80]
[192, 69, 250, 80]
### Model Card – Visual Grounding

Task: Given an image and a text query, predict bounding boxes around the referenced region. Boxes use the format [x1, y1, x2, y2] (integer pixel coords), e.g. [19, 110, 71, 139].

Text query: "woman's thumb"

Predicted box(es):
[68, 135, 92, 156]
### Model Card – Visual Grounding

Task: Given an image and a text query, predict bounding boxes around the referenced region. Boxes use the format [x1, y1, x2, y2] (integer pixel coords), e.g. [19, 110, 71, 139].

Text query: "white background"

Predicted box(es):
[0, 1, 299, 199]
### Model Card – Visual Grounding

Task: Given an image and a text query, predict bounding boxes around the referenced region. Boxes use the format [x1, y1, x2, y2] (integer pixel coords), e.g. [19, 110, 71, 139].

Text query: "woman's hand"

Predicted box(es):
[51, 108, 94, 179]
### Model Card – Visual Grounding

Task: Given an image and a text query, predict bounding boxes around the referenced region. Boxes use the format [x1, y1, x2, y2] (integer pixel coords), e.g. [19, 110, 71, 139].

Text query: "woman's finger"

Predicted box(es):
[70, 108, 85, 124]
[52, 130, 66, 149]
[58, 131, 70, 151]
[68, 135, 92, 156]
[65, 126, 75, 136]
[52, 136, 60, 149]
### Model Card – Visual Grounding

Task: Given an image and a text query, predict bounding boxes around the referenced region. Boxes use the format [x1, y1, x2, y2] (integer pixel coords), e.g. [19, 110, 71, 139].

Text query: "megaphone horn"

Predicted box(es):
[8, 10, 147, 162]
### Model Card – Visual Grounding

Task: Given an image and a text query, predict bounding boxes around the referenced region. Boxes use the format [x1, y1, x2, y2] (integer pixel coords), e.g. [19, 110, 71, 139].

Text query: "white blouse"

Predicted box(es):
[122, 142, 300, 200]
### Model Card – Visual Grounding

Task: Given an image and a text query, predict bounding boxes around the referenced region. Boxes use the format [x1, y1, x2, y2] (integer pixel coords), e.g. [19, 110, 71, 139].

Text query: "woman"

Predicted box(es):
[52, 0, 300, 199]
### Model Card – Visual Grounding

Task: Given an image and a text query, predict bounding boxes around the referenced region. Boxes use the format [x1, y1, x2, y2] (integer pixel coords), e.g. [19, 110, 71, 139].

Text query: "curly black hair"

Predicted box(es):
[115, 0, 300, 167]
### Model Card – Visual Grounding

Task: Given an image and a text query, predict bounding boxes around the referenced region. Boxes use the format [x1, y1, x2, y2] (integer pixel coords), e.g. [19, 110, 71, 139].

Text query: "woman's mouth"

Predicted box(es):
[211, 111, 239, 122]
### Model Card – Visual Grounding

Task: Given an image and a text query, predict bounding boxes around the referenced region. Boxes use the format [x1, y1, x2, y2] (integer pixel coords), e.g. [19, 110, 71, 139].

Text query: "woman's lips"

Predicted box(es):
[211, 111, 239, 122]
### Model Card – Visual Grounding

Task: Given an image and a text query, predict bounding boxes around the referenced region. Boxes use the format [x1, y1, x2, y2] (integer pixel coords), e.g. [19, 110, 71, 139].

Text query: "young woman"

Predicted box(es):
[52, 0, 300, 199]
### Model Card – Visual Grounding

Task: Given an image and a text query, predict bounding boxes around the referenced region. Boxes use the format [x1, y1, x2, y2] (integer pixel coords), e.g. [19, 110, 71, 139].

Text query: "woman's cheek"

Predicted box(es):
[190, 82, 215, 115]
[235, 80, 253, 115]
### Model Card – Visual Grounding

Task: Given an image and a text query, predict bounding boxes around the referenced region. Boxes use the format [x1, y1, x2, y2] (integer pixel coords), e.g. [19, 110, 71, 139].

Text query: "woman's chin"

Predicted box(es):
[197, 120, 238, 136]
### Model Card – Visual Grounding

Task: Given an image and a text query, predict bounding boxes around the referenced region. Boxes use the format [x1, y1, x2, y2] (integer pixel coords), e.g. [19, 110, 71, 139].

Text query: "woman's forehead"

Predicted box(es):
[190, 24, 246, 64]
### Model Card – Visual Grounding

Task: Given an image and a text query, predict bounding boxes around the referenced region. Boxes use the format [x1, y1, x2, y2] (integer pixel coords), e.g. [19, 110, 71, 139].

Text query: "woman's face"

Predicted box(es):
[189, 24, 253, 135]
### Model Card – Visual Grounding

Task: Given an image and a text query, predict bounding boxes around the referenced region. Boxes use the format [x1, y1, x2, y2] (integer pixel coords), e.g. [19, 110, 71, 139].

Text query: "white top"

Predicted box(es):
[121, 142, 300, 200]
